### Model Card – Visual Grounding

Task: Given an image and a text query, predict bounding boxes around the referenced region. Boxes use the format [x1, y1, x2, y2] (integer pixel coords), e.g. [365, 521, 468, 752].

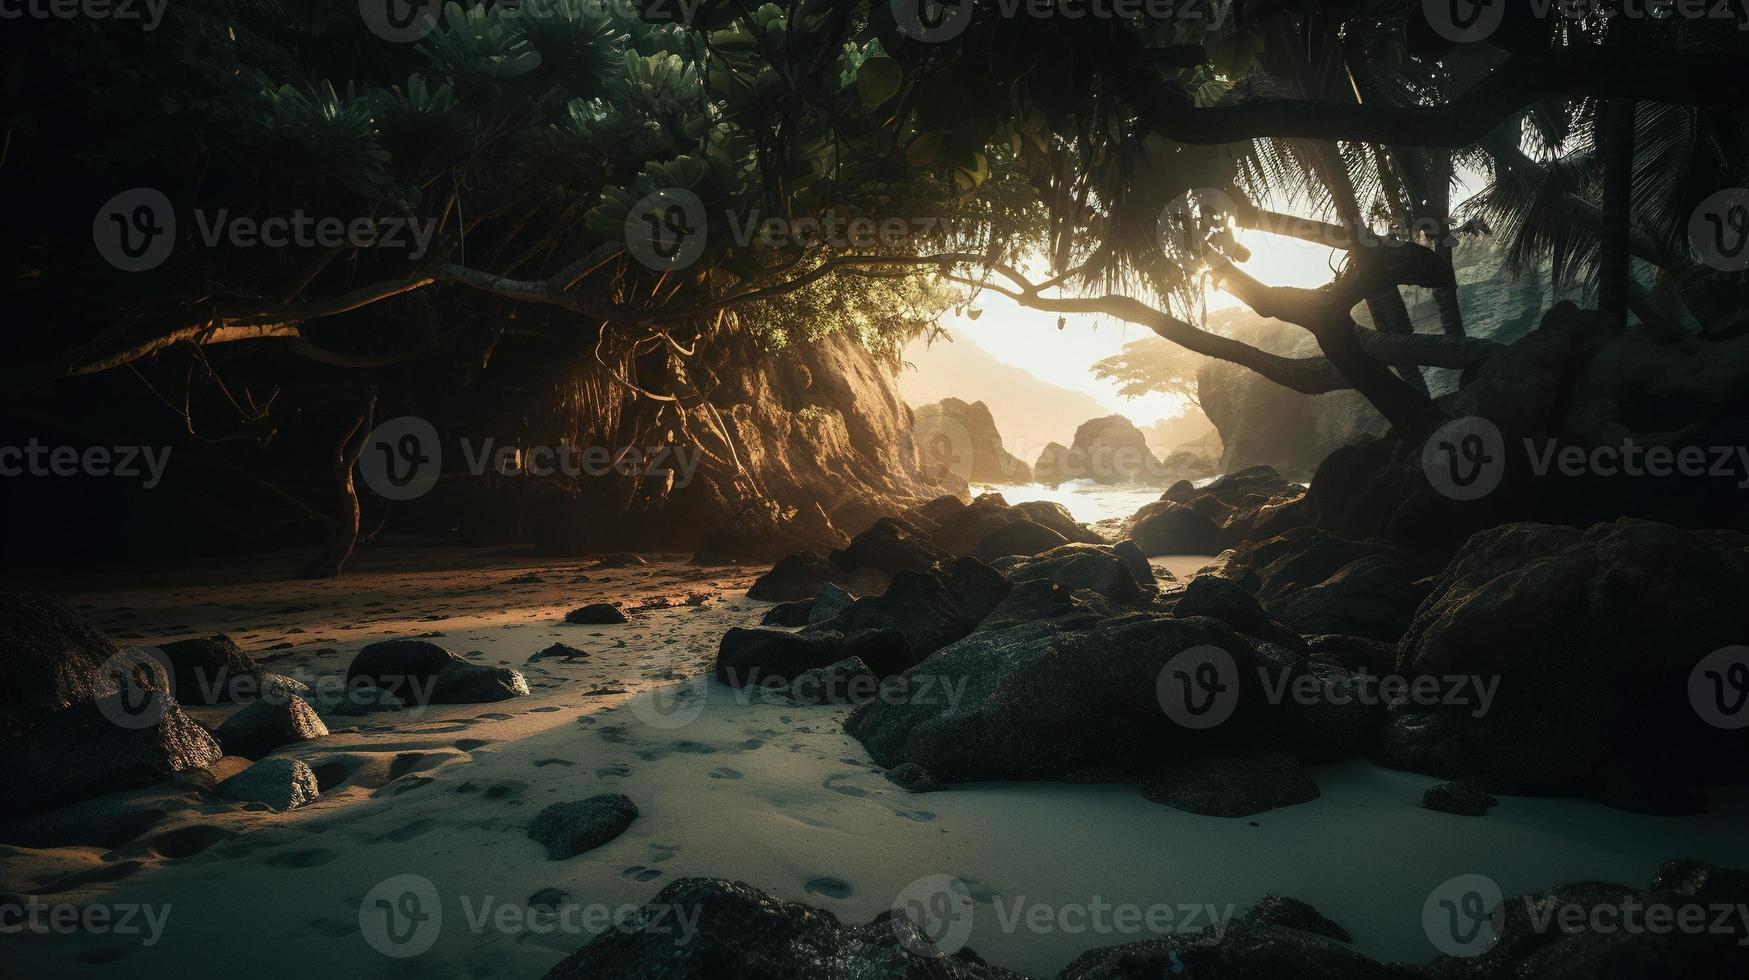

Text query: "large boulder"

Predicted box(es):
[218, 757, 320, 811]
[809, 557, 1010, 659]
[911, 397, 1033, 484]
[993, 544, 1148, 604]
[0, 696, 222, 820]
[746, 552, 856, 603]
[1269, 555, 1422, 642]
[715, 628, 913, 688]
[1034, 415, 1169, 485]
[846, 615, 1300, 782]
[828, 517, 948, 577]
[345, 639, 463, 706]
[429, 661, 529, 704]
[1375, 519, 1749, 809]
[0, 593, 122, 741]
[1141, 748, 1320, 817]
[154, 634, 259, 705]
[541, 877, 1023, 980]
[968, 518, 1069, 563]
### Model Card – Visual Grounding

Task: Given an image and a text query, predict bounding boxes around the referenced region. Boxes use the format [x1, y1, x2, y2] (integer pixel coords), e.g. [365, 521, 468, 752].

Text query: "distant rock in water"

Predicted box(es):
[911, 397, 1033, 484]
[1035, 415, 1172, 485]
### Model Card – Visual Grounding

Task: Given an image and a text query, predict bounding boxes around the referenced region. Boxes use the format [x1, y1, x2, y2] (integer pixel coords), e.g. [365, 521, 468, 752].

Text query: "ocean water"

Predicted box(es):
[972, 480, 1170, 526]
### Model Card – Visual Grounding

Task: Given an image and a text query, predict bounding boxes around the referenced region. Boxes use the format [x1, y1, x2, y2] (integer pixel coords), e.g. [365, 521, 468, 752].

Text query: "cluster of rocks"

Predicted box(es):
[541, 862, 1749, 978]
[0, 594, 534, 840]
[1122, 465, 1309, 556]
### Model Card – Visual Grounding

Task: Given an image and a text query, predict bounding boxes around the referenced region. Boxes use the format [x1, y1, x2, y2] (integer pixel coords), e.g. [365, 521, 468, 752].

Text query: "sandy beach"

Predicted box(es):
[5, 547, 1747, 978]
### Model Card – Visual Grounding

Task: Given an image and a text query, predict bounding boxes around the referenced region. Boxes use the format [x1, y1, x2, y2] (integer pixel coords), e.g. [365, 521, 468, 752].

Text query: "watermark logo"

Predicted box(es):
[626, 188, 708, 272]
[628, 675, 711, 730]
[358, 416, 444, 501]
[1423, 0, 1506, 43]
[1691, 646, 1749, 730]
[1422, 416, 1505, 501]
[893, 0, 976, 42]
[360, 0, 440, 43]
[912, 414, 975, 488]
[1690, 188, 1749, 272]
[0, 0, 169, 29]
[360, 873, 444, 957]
[893, 874, 976, 955]
[1423, 873, 1503, 957]
[92, 647, 173, 730]
[94, 188, 176, 272]
[1156, 645, 1239, 729]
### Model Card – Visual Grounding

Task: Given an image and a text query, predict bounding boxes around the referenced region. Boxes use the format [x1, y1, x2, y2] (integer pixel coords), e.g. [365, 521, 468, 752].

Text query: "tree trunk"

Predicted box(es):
[1309, 316, 1446, 441]
[299, 396, 377, 579]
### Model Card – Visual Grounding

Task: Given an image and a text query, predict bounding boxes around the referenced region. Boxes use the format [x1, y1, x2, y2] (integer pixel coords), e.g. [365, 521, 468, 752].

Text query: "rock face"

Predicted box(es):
[0, 696, 222, 820]
[0, 593, 122, 741]
[214, 697, 328, 759]
[788, 657, 878, 705]
[541, 877, 1024, 980]
[911, 397, 1033, 484]
[809, 558, 1011, 660]
[1034, 415, 1168, 485]
[1376, 519, 1749, 809]
[716, 628, 913, 689]
[218, 757, 320, 811]
[1123, 466, 1306, 556]
[527, 794, 639, 860]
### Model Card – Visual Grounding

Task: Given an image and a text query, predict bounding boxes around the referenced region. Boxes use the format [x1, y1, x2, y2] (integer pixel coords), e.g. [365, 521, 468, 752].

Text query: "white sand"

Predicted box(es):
[5, 548, 1747, 978]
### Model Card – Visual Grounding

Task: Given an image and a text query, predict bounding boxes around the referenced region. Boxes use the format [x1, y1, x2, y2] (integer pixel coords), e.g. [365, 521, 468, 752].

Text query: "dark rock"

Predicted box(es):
[807, 583, 855, 624]
[346, 639, 463, 706]
[527, 794, 639, 859]
[566, 603, 628, 625]
[1383, 519, 1749, 804]
[716, 628, 913, 688]
[1010, 501, 1105, 545]
[540, 877, 1023, 980]
[218, 757, 319, 811]
[912, 397, 1034, 483]
[910, 494, 968, 527]
[1422, 781, 1498, 816]
[981, 581, 1125, 631]
[430, 661, 529, 704]
[814, 558, 1010, 659]
[1141, 749, 1320, 817]
[846, 616, 1291, 781]
[996, 543, 1144, 605]
[1124, 465, 1307, 556]
[0, 696, 221, 820]
[1172, 576, 1305, 650]
[828, 517, 947, 576]
[1305, 634, 1397, 676]
[883, 762, 942, 793]
[1270, 555, 1421, 642]
[214, 697, 328, 759]
[1239, 894, 1353, 942]
[1111, 540, 1155, 589]
[930, 493, 1022, 555]
[1284, 661, 1384, 763]
[760, 599, 814, 627]
[746, 552, 850, 602]
[970, 518, 1069, 562]
[155, 634, 259, 705]
[788, 657, 879, 705]
[0, 593, 123, 741]
[1058, 907, 1391, 980]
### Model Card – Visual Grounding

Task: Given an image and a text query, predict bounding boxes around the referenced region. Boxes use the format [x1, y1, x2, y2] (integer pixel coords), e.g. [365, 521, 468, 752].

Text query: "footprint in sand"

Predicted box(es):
[455, 738, 494, 751]
[893, 810, 936, 822]
[264, 848, 339, 869]
[383, 819, 440, 843]
[532, 758, 574, 768]
[528, 888, 570, 910]
[707, 766, 743, 780]
[804, 877, 855, 900]
[822, 773, 872, 798]
[621, 866, 664, 882]
[595, 763, 632, 779]
[647, 844, 680, 863]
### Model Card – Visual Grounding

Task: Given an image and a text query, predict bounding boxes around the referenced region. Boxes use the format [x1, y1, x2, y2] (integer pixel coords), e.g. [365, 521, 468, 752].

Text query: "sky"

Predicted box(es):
[901, 171, 1487, 440]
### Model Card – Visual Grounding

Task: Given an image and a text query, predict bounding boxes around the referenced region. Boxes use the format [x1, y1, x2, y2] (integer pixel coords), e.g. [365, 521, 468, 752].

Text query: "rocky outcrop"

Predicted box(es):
[1123, 465, 1307, 555]
[715, 628, 913, 688]
[218, 757, 320, 811]
[0, 696, 222, 820]
[911, 397, 1033, 483]
[1034, 415, 1169, 485]
[345, 640, 528, 705]
[810, 558, 1011, 659]
[214, 697, 328, 759]
[1374, 519, 1749, 811]
[1209, 528, 1425, 643]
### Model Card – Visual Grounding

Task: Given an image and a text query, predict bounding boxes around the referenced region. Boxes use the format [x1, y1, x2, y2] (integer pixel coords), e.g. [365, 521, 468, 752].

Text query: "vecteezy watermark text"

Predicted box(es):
[1421, 416, 1749, 501]
[0, 0, 169, 29]
[0, 897, 171, 946]
[0, 439, 171, 488]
